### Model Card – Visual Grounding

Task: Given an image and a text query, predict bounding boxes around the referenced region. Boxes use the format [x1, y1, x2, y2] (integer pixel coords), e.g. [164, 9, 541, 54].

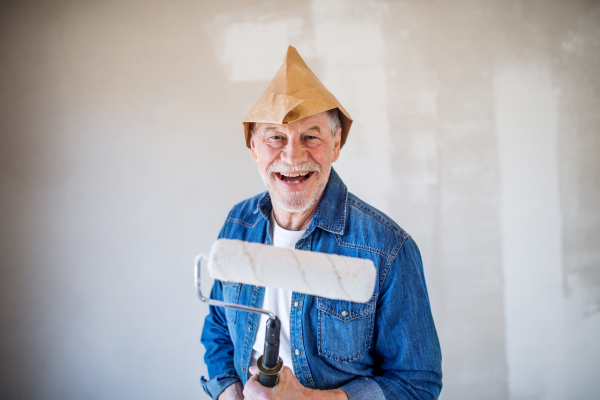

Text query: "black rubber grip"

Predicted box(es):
[258, 317, 281, 388]
[259, 371, 279, 387]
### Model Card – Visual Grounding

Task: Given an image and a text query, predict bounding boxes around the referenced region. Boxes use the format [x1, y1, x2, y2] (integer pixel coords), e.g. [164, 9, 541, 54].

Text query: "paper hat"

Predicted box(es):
[243, 46, 353, 148]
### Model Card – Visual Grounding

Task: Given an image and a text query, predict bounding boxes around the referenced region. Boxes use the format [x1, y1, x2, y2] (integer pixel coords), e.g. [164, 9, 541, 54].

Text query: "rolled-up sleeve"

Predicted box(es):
[200, 369, 239, 400]
[340, 376, 386, 400]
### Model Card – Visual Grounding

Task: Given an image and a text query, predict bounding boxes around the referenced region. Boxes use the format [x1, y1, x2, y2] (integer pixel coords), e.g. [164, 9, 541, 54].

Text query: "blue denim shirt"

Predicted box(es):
[200, 169, 442, 399]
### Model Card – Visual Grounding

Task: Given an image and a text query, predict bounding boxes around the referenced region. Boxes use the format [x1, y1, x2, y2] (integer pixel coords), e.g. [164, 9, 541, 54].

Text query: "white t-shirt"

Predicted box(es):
[248, 217, 305, 376]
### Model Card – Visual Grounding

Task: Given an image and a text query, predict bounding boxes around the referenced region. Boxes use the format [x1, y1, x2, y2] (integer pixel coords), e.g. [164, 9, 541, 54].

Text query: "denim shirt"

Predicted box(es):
[200, 169, 442, 400]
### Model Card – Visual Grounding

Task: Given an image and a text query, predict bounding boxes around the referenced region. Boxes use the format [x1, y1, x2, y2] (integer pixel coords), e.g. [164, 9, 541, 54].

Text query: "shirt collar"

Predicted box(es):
[310, 167, 347, 235]
[258, 167, 347, 235]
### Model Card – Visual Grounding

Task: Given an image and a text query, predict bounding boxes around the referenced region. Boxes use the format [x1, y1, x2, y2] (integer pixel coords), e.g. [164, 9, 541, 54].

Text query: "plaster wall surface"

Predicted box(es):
[0, 1, 598, 399]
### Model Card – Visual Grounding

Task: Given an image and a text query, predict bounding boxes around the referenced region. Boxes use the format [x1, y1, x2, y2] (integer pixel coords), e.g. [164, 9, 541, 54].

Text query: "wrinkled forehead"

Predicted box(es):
[255, 111, 330, 134]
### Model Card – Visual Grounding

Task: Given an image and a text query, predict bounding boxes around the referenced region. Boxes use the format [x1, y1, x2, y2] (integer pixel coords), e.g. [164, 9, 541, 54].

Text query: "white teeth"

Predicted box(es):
[280, 172, 309, 177]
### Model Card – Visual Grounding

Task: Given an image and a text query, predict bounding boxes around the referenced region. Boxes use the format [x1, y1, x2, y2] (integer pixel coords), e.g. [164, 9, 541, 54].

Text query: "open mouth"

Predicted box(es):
[276, 171, 313, 184]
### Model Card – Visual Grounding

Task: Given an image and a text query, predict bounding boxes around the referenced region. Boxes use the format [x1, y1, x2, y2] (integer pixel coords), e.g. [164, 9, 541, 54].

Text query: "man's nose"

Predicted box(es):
[281, 137, 307, 164]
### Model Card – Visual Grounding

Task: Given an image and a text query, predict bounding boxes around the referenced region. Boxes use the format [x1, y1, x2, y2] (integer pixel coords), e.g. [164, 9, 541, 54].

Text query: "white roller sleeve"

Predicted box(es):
[207, 238, 376, 303]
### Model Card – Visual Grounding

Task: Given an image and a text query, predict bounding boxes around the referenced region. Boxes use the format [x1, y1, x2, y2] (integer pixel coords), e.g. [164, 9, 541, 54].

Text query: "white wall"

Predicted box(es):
[0, 1, 598, 399]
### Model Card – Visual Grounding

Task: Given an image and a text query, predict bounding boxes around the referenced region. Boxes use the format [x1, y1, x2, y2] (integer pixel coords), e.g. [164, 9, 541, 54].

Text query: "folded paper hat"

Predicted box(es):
[243, 46, 353, 148]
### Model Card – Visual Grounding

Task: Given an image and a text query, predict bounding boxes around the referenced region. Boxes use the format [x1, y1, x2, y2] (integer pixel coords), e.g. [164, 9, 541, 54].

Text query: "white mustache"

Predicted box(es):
[267, 161, 321, 175]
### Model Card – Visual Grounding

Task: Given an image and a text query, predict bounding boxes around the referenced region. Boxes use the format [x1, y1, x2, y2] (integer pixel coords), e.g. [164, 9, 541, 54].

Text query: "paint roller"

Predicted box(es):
[195, 238, 376, 387]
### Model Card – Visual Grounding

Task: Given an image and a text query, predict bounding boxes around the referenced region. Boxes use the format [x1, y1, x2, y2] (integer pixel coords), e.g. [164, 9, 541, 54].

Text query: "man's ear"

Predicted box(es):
[250, 133, 258, 161]
[331, 127, 342, 162]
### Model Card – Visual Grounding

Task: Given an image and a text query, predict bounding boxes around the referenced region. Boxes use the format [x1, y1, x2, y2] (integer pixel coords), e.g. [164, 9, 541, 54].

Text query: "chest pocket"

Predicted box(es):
[317, 296, 376, 362]
[222, 282, 241, 324]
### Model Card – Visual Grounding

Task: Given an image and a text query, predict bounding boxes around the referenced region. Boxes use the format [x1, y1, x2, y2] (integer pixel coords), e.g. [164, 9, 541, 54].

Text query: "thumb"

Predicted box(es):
[277, 366, 294, 381]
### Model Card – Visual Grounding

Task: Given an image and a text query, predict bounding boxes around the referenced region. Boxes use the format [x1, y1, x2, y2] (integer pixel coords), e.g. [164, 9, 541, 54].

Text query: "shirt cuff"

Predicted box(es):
[200, 370, 240, 400]
[339, 376, 386, 400]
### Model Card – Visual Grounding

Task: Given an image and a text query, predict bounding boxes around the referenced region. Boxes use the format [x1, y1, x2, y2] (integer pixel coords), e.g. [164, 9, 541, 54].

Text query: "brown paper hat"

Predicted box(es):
[243, 46, 353, 148]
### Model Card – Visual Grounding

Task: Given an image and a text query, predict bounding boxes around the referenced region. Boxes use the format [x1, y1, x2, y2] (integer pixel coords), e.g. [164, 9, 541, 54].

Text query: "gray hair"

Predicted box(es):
[326, 108, 341, 137]
[250, 108, 341, 138]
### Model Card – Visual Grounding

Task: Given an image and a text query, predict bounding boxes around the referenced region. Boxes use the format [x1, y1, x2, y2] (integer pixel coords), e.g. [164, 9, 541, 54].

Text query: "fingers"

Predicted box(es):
[243, 374, 272, 400]
[242, 375, 255, 400]
[244, 366, 298, 400]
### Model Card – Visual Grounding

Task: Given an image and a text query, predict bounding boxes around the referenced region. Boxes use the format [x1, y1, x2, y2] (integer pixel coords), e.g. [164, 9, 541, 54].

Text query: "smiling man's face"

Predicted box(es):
[250, 111, 342, 214]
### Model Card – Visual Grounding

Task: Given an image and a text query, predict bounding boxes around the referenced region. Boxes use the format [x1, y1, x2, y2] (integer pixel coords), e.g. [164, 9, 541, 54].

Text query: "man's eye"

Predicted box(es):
[266, 136, 286, 147]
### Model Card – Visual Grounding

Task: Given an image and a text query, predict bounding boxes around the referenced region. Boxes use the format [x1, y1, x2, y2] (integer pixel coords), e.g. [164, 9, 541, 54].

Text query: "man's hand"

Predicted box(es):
[218, 381, 244, 400]
[243, 366, 348, 400]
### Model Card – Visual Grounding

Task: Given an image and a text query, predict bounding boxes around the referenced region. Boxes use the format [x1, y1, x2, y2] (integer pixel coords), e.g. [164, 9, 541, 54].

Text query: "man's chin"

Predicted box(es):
[271, 192, 316, 214]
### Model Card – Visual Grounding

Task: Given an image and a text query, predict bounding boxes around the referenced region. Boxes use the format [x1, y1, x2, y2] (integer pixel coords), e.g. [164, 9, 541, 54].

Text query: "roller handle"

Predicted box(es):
[194, 254, 282, 386]
[258, 317, 283, 388]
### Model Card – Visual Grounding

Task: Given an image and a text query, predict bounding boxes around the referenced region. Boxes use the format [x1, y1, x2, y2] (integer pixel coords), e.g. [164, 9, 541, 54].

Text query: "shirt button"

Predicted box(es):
[247, 326, 253, 332]
[342, 310, 349, 317]
[242, 367, 246, 372]
[295, 349, 301, 356]
[294, 301, 299, 307]
[256, 285, 261, 289]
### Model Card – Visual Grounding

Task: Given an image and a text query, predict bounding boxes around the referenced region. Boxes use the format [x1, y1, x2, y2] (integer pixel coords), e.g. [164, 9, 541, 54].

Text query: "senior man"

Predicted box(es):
[201, 46, 442, 400]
